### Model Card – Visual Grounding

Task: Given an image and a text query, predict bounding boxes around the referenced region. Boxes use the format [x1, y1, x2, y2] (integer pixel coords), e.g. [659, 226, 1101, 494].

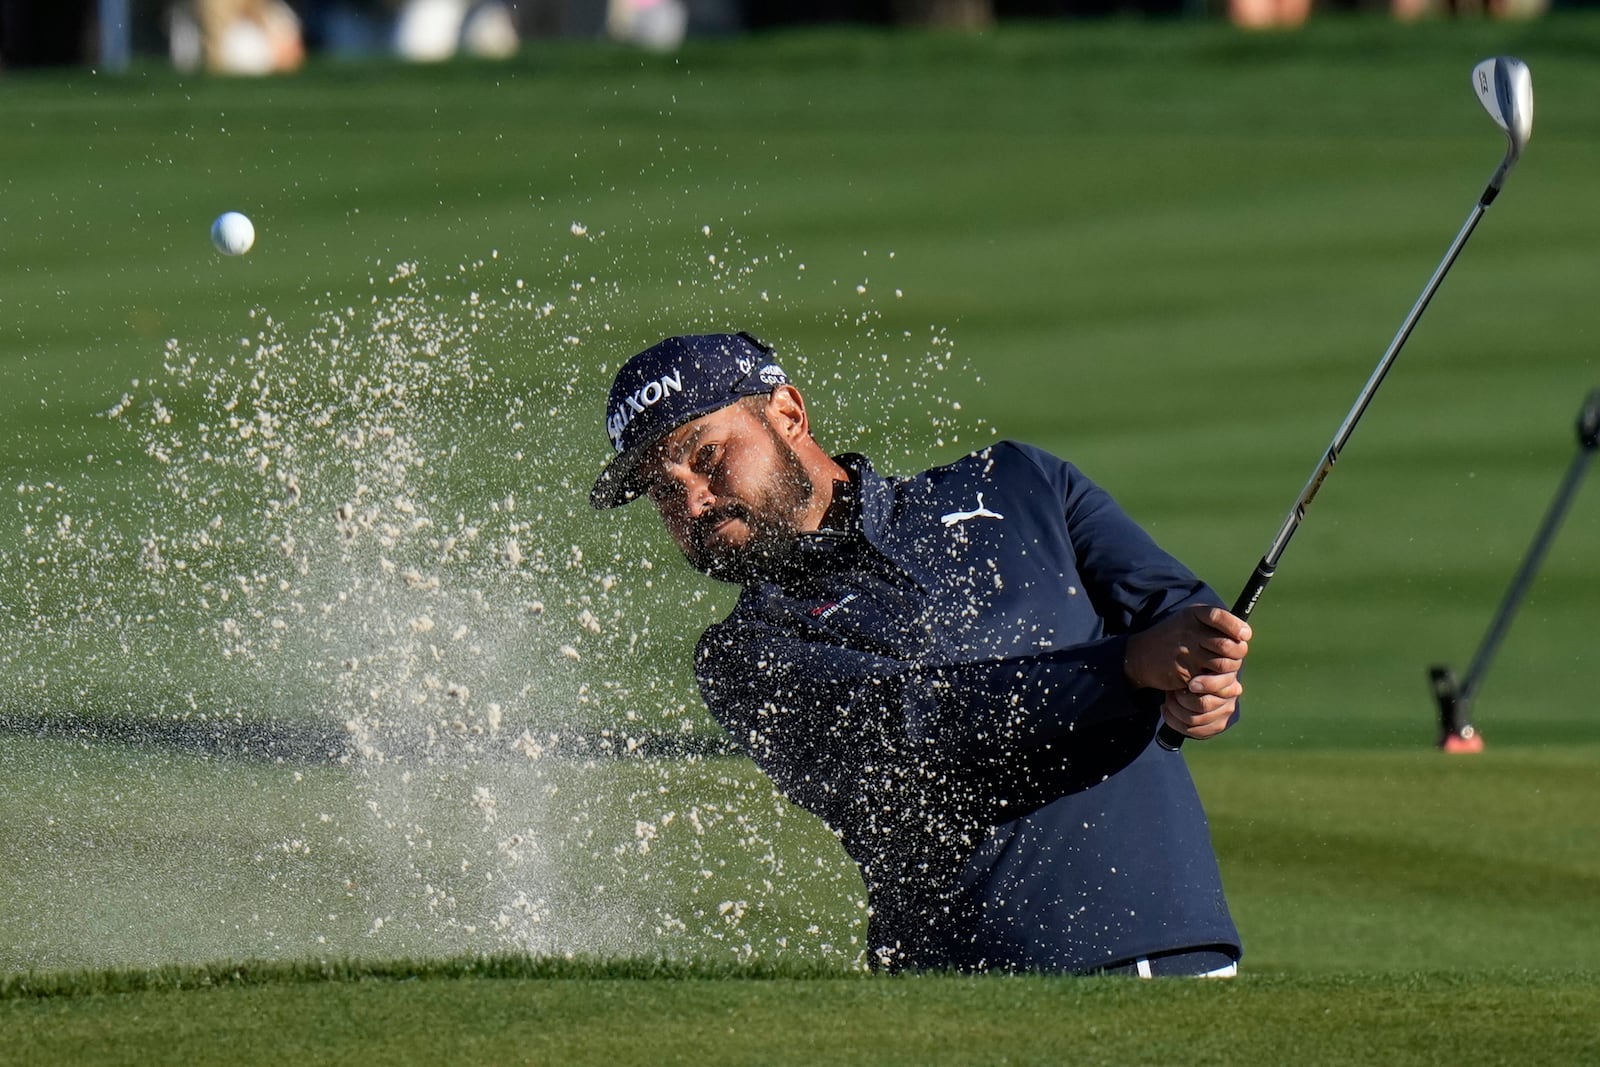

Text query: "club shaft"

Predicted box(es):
[1157, 195, 1494, 753]
[1459, 445, 1596, 702]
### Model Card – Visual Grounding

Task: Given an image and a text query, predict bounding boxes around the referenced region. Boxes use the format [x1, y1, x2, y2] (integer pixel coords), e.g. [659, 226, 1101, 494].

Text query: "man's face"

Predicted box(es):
[636, 396, 814, 582]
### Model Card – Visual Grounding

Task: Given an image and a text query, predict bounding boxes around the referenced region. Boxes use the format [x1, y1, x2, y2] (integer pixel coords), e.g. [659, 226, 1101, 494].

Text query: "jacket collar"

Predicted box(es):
[831, 452, 893, 544]
[748, 453, 891, 585]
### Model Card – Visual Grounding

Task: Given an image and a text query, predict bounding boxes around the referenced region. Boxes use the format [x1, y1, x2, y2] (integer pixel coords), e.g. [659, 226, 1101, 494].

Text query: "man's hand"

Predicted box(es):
[1123, 605, 1251, 741]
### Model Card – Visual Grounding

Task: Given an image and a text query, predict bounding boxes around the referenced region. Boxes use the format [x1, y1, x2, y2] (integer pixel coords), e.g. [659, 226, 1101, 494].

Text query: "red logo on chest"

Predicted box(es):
[808, 592, 858, 620]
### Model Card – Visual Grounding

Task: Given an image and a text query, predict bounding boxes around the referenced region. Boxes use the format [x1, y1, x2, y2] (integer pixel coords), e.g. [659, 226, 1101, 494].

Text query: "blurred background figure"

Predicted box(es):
[1228, 0, 1310, 28]
[394, 0, 519, 61]
[166, 0, 518, 69]
[168, 0, 306, 73]
[6, 0, 1556, 78]
[606, 0, 688, 50]
[1391, 0, 1548, 19]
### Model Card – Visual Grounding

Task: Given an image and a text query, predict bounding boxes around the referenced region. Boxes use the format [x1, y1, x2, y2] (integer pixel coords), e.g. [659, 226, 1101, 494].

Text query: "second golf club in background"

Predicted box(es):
[1430, 387, 1600, 754]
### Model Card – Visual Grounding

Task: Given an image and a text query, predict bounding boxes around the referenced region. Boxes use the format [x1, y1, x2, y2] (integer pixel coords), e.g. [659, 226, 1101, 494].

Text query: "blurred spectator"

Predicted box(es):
[169, 0, 305, 72]
[606, 0, 687, 49]
[1391, 0, 1547, 19]
[299, 0, 392, 54]
[1228, 0, 1309, 27]
[394, 0, 519, 60]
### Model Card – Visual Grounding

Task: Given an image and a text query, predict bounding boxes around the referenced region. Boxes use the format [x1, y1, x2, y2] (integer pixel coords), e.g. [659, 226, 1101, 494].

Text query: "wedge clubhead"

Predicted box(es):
[1473, 56, 1533, 200]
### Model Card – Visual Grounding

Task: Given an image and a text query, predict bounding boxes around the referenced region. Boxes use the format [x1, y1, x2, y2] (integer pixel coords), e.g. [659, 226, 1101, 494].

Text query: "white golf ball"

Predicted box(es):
[211, 211, 255, 256]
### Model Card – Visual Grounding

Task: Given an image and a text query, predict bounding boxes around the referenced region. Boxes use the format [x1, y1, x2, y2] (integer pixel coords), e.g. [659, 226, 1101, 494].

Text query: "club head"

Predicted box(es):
[1429, 665, 1482, 753]
[1472, 56, 1533, 196]
[1579, 388, 1600, 451]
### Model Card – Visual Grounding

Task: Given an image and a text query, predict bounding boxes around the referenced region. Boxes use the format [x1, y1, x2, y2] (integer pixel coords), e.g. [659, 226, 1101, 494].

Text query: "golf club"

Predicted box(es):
[1158, 56, 1535, 752]
[1430, 387, 1600, 753]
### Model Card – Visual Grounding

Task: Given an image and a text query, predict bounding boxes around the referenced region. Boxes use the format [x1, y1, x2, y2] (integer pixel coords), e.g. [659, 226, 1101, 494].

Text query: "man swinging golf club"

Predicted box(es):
[591, 331, 1250, 975]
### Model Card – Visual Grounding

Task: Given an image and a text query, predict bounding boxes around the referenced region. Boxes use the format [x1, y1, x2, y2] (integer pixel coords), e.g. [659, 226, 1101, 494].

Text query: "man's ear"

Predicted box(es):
[764, 384, 810, 442]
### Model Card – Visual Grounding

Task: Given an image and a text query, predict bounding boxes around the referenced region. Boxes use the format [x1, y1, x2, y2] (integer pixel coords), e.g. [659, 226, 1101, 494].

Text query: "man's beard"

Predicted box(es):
[682, 427, 813, 583]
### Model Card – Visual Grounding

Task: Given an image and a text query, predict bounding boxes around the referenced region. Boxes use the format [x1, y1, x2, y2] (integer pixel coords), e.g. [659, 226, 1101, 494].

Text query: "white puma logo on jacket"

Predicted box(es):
[940, 493, 1005, 527]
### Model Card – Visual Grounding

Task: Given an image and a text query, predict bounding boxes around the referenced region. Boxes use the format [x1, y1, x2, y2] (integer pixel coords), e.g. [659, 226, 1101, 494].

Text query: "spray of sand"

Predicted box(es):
[0, 224, 984, 971]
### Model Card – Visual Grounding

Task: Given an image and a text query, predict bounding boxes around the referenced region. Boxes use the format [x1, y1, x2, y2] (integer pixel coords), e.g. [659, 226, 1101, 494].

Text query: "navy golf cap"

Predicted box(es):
[590, 332, 790, 509]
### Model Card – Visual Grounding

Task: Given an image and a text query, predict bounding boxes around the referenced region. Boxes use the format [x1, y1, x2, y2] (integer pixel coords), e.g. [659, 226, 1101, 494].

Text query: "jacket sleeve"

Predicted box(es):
[1003, 440, 1241, 729]
[698, 617, 1165, 803]
[1007, 440, 1222, 632]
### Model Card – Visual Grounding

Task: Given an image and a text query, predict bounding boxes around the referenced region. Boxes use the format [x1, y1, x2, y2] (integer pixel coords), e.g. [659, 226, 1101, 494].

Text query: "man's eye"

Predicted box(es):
[695, 444, 720, 471]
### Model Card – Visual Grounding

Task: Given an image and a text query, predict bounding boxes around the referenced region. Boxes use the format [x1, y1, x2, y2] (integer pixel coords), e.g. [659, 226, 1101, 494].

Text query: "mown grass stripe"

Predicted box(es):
[0, 954, 868, 1001]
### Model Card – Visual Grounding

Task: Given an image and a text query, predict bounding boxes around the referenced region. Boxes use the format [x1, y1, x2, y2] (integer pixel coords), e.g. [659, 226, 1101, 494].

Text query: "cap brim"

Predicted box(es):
[589, 444, 651, 510]
[590, 411, 690, 509]
[591, 383, 776, 509]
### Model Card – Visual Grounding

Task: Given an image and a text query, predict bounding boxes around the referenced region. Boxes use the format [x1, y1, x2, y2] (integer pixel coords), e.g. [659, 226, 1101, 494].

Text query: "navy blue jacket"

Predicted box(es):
[695, 442, 1240, 972]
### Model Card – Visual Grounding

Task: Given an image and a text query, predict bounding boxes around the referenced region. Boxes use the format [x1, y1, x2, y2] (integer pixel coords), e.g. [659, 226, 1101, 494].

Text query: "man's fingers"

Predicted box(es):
[1185, 672, 1242, 698]
[1175, 608, 1249, 672]
[1170, 687, 1239, 715]
[1160, 692, 1235, 740]
[1197, 605, 1252, 644]
[1185, 652, 1243, 679]
[1182, 607, 1250, 680]
[1126, 604, 1255, 694]
[1200, 633, 1249, 661]
[1178, 643, 1244, 684]
[1156, 608, 1250, 739]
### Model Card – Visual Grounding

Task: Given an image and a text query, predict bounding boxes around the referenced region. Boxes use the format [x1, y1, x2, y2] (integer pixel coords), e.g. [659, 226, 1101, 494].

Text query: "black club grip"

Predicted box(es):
[1155, 559, 1274, 752]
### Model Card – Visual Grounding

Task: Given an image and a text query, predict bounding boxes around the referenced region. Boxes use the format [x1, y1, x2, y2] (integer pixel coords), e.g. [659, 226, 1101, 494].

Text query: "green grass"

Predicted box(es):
[5, 740, 1597, 978]
[3, 13, 1600, 1064]
[1197, 745, 1600, 973]
[4, 15, 1598, 742]
[3, 959, 1599, 1065]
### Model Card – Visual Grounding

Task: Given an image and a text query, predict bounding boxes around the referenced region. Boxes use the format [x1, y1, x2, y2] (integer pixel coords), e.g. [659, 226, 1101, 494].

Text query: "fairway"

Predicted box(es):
[5, 960, 1600, 1066]
[2, 12, 1598, 1064]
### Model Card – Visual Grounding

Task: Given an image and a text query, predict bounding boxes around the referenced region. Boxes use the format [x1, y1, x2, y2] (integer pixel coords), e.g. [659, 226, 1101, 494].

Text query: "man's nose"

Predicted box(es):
[662, 468, 715, 518]
[683, 476, 716, 518]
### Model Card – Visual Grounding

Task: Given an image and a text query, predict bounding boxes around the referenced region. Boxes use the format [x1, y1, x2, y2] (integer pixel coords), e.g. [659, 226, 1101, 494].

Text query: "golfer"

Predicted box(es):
[591, 332, 1251, 976]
